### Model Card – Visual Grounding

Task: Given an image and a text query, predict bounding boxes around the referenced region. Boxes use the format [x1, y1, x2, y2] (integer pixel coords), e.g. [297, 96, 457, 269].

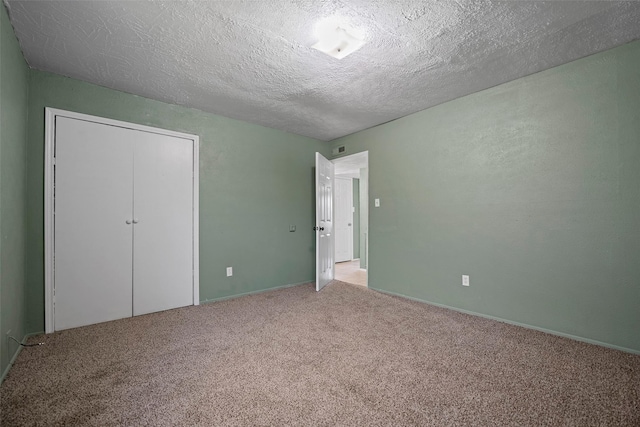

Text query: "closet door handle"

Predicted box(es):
[125, 220, 132, 225]
[132, 219, 139, 224]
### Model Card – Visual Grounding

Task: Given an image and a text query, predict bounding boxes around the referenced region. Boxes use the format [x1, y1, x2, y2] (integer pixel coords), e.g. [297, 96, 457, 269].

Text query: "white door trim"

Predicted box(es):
[44, 108, 200, 334]
[331, 150, 369, 286]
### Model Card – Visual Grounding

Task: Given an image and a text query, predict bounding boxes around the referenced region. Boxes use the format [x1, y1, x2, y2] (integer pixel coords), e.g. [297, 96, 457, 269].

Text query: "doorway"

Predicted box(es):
[332, 151, 368, 287]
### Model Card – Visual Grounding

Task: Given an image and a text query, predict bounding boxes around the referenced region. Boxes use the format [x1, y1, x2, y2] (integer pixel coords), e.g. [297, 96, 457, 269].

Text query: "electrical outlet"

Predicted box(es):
[462, 275, 470, 287]
[226, 267, 233, 277]
[289, 225, 296, 232]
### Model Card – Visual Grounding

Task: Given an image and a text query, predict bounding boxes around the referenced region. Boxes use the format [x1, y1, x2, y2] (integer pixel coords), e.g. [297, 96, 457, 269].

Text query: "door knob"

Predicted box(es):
[132, 219, 139, 224]
[313, 226, 318, 231]
[320, 227, 325, 231]
[125, 220, 132, 224]
[348, 223, 352, 226]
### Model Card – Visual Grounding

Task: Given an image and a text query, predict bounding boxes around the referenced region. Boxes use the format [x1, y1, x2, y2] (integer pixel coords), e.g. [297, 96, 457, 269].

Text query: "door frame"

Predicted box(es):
[331, 151, 369, 286]
[44, 108, 200, 333]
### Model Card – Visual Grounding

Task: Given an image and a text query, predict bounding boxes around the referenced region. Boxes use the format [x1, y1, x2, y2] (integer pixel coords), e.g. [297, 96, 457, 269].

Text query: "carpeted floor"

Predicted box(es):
[1, 281, 639, 426]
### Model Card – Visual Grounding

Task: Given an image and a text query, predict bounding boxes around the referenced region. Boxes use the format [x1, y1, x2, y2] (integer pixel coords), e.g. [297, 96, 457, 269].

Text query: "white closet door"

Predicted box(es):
[54, 117, 134, 330]
[132, 132, 194, 316]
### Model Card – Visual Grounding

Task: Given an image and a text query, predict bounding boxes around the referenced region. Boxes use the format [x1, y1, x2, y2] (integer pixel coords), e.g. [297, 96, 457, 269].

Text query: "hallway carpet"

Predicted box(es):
[1, 282, 639, 426]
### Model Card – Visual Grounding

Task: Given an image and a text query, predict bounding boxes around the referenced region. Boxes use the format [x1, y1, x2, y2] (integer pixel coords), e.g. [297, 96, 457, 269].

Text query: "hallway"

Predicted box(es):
[335, 260, 367, 287]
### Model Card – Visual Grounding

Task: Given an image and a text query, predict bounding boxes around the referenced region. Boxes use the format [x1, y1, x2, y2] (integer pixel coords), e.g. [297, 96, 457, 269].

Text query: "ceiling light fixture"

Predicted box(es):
[312, 19, 364, 60]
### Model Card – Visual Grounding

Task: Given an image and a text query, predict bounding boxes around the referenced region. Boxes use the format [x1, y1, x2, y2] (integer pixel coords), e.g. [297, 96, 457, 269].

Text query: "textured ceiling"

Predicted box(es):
[5, 1, 640, 141]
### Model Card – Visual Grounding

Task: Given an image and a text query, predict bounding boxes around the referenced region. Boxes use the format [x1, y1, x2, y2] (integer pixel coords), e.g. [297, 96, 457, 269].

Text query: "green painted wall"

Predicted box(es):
[1, 4, 29, 377]
[359, 168, 368, 270]
[352, 178, 360, 259]
[25, 70, 329, 333]
[332, 41, 640, 352]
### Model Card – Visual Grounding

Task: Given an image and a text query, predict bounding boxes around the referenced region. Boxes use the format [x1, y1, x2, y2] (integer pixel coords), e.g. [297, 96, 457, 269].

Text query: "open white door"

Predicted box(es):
[315, 152, 334, 291]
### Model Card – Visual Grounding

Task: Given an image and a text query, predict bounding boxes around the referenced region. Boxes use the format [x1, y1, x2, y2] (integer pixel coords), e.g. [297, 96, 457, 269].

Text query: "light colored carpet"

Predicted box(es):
[1, 281, 639, 426]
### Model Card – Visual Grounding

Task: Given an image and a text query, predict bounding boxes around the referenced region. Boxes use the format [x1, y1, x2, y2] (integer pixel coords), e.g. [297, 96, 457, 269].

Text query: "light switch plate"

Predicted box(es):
[462, 275, 469, 286]
[289, 225, 296, 232]
[375, 198, 380, 207]
[226, 267, 233, 277]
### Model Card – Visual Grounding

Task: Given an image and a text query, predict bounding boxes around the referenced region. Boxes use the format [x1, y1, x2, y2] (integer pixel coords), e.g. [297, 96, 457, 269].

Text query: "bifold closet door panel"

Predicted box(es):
[54, 117, 134, 330]
[132, 132, 194, 316]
